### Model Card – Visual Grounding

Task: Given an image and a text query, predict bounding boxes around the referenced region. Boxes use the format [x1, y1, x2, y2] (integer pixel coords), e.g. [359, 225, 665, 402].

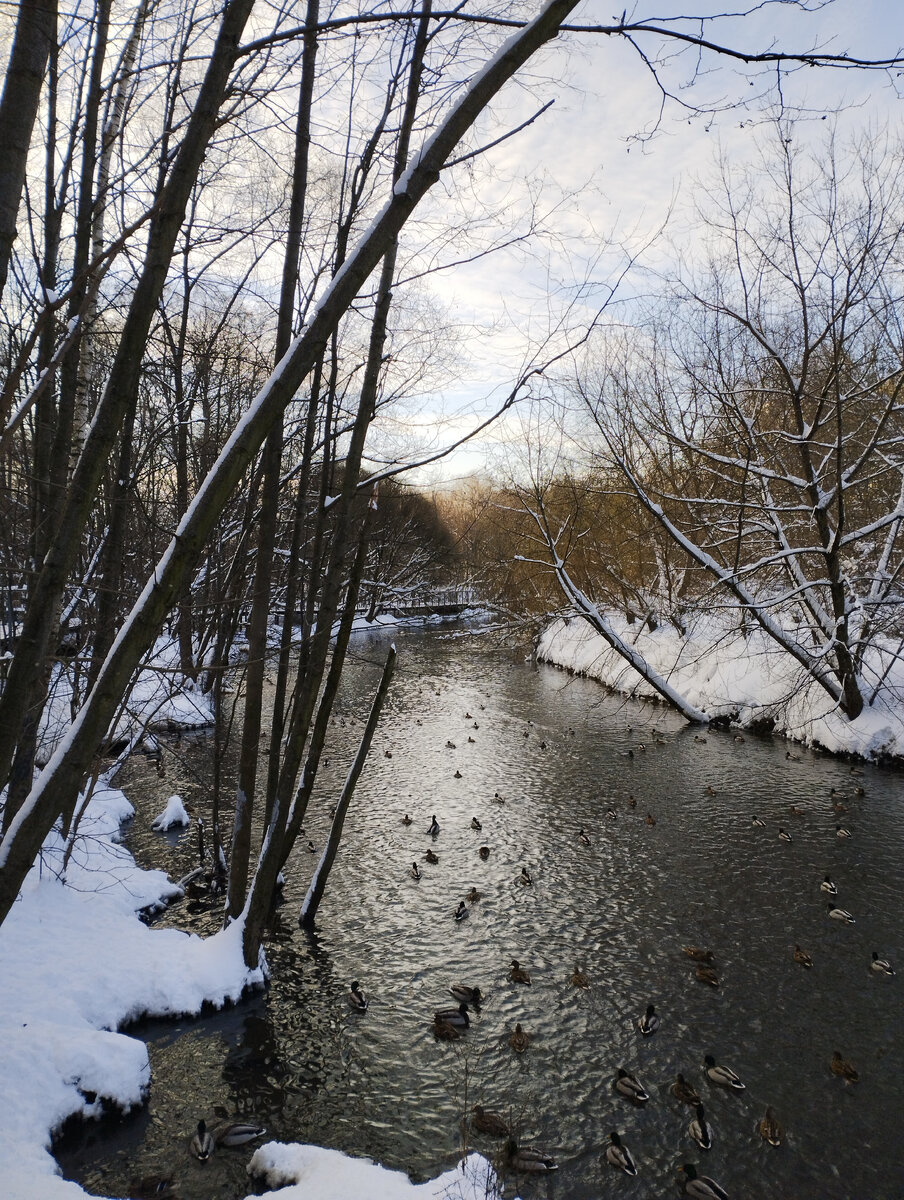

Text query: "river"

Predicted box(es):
[56, 621, 904, 1199]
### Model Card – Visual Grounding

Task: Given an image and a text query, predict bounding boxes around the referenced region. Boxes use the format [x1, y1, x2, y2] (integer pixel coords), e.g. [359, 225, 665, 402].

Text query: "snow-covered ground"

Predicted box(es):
[537, 611, 904, 759]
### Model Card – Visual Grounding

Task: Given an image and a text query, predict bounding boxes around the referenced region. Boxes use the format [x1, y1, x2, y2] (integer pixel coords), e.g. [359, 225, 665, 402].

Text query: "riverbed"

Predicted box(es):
[56, 623, 904, 1199]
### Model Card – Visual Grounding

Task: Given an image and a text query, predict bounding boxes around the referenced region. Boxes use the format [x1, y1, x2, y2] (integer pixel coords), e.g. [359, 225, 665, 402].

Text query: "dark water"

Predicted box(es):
[56, 624, 904, 1199]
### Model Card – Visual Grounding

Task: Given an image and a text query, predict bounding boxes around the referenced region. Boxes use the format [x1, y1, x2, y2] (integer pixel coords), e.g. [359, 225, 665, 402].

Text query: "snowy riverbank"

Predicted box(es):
[537, 612, 904, 760]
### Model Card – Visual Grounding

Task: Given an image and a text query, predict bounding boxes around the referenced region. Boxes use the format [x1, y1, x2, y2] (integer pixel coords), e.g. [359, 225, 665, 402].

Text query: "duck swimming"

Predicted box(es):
[757, 1106, 783, 1146]
[704, 1055, 744, 1089]
[683, 947, 714, 963]
[478, 846, 490, 860]
[605, 1130, 637, 1176]
[826, 902, 855, 923]
[570, 965, 590, 988]
[470, 1105, 509, 1137]
[689, 1104, 713, 1151]
[214, 1122, 267, 1147]
[410, 862, 421, 880]
[820, 874, 838, 895]
[679, 1163, 729, 1199]
[671, 1074, 701, 1105]
[425, 848, 439, 864]
[638, 1003, 660, 1035]
[502, 1139, 558, 1173]
[454, 900, 469, 921]
[401, 813, 413, 825]
[751, 815, 766, 826]
[794, 944, 814, 968]
[614, 1068, 649, 1104]
[696, 964, 719, 987]
[509, 1022, 531, 1053]
[836, 824, 852, 838]
[831, 1050, 858, 1082]
[347, 981, 368, 1012]
[778, 827, 792, 842]
[465, 887, 481, 903]
[871, 951, 895, 975]
[645, 813, 657, 827]
[433, 1002, 470, 1027]
[519, 867, 533, 885]
[509, 959, 531, 985]
[190, 1119, 214, 1161]
[470, 817, 482, 831]
[449, 984, 482, 1004]
[433, 1017, 461, 1041]
[578, 829, 591, 845]
[428, 815, 440, 835]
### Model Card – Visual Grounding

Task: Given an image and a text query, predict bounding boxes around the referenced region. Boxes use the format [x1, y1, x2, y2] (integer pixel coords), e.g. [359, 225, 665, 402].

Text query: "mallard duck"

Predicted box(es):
[820, 874, 837, 895]
[470, 1105, 509, 1137]
[751, 815, 766, 826]
[794, 944, 813, 968]
[433, 1017, 461, 1041]
[306, 839, 317, 854]
[502, 1138, 558, 1172]
[689, 1103, 713, 1151]
[129, 1177, 176, 1198]
[836, 824, 852, 838]
[645, 813, 657, 827]
[578, 828, 591, 845]
[519, 867, 533, 885]
[570, 965, 590, 988]
[628, 795, 637, 807]
[453, 770, 462, 778]
[606, 808, 617, 821]
[449, 983, 482, 1005]
[638, 1003, 660, 1035]
[833, 800, 847, 814]
[492, 792, 505, 804]
[854, 785, 865, 796]
[509, 959, 531, 985]
[614, 1068, 649, 1104]
[704, 1055, 744, 1089]
[214, 1122, 267, 1147]
[704, 785, 716, 796]
[671, 1074, 701, 1105]
[189, 1119, 214, 1161]
[410, 861, 421, 880]
[696, 964, 719, 987]
[446, 740, 456, 749]
[428, 815, 440, 835]
[680, 1163, 729, 1199]
[470, 816, 482, 831]
[509, 1022, 531, 1053]
[826, 903, 855, 923]
[454, 900, 469, 921]
[831, 1051, 859, 1082]
[478, 846, 491, 860]
[605, 1130, 637, 1176]
[684, 946, 714, 963]
[871, 951, 895, 975]
[789, 804, 803, 816]
[465, 887, 481, 903]
[778, 827, 792, 842]
[401, 813, 413, 825]
[757, 1106, 783, 1146]
[434, 1002, 470, 1027]
[694, 734, 707, 743]
[347, 981, 368, 1012]
[425, 848, 439, 864]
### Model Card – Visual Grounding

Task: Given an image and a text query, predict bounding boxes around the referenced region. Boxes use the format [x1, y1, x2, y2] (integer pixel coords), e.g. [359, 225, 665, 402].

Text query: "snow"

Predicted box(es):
[151, 793, 190, 830]
[537, 610, 904, 759]
[0, 757, 496, 1200]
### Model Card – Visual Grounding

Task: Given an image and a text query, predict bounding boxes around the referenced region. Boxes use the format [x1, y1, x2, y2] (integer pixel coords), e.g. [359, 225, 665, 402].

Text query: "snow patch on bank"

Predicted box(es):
[537, 612, 904, 759]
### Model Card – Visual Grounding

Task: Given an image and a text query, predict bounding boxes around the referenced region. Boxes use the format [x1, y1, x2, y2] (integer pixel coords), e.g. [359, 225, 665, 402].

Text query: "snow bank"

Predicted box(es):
[538, 611, 904, 759]
[151, 794, 190, 831]
[247, 1143, 497, 1200]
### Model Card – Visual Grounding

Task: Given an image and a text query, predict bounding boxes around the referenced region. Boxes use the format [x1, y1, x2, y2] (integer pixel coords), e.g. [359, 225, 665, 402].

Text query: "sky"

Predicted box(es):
[389, 0, 904, 485]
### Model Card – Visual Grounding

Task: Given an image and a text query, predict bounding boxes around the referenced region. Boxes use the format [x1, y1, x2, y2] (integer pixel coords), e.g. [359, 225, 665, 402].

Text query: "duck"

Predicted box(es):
[637, 1003, 660, 1035]
[213, 1122, 267, 1147]
[570, 965, 590, 988]
[401, 813, 413, 825]
[696, 964, 719, 987]
[519, 867, 532, 885]
[704, 785, 716, 796]
[470, 817, 482, 831]
[189, 1119, 215, 1161]
[689, 1103, 713, 1151]
[449, 984, 482, 1005]
[778, 827, 792, 842]
[833, 800, 847, 814]
[789, 804, 804, 816]
[509, 1022, 531, 1053]
[492, 792, 505, 804]
[645, 813, 657, 827]
[446, 740, 456, 749]
[836, 824, 852, 838]
[683, 946, 714, 963]
[502, 1138, 558, 1173]
[793, 944, 814, 968]
[509, 959, 531, 985]
[605, 1130, 637, 1176]
[606, 808, 617, 821]
[433, 1017, 462, 1041]
[704, 1055, 744, 1089]
[826, 902, 855, 923]
[454, 900, 469, 922]
[465, 887, 481, 903]
[478, 846, 490, 860]
[627, 795, 637, 807]
[679, 1163, 729, 1199]
[428, 815, 440, 835]
[757, 1106, 783, 1146]
[820, 874, 838, 895]
[671, 1074, 701, 1105]
[410, 862, 421, 880]
[854, 784, 865, 796]
[751, 815, 766, 826]
[128, 1178, 176, 1199]
[434, 1002, 470, 1028]
[453, 770, 462, 778]
[470, 1105, 509, 1137]
[578, 828, 591, 845]
[425, 848, 439, 864]
[614, 1068, 649, 1104]
[870, 951, 895, 975]
[306, 839, 317, 854]
[830, 1050, 859, 1082]
[347, 980, 368, 1012]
